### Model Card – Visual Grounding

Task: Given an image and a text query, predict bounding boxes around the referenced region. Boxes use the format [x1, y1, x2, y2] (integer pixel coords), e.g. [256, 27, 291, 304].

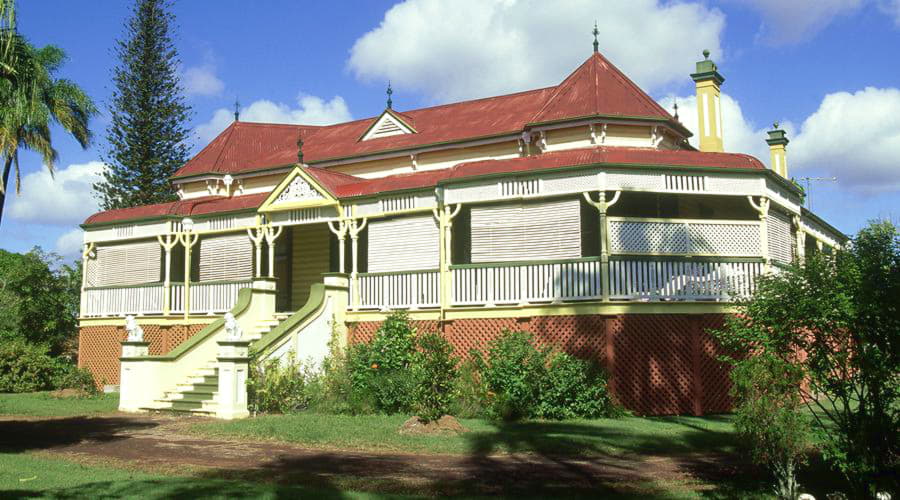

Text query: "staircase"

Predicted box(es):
[140, 312, 293, 416]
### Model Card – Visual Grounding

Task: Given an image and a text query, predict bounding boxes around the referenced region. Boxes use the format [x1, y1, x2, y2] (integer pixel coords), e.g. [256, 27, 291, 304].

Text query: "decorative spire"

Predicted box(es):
[673, 98, 679, 121]
[592, 22, 599, 53]
[233, 97, 240, 121]
[296, 133, 304, 164]
[386, 81, 393, 110]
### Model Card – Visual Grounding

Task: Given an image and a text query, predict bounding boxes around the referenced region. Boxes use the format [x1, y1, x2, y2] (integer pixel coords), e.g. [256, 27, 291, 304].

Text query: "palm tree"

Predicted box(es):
[0, 34, 96, 224]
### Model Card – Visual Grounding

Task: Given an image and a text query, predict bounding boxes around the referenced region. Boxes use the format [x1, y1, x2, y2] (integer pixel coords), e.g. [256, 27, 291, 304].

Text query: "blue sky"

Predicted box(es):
[2, 0, 899, 260]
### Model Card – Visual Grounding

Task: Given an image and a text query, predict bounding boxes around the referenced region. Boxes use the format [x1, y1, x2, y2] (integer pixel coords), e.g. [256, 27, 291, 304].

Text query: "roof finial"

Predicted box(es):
[592, 21, 599, 53]
[673, 98, 679, 121]
[703, 49, 710, 60]
[234, 97, 240, 121]
[772, 121, 780, 130]
[297, 133, 304, 164]
[386, 81, 393, 110]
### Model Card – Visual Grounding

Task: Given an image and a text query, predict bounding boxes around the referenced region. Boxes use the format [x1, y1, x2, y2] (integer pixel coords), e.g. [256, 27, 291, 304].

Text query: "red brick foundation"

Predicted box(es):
[77, 323, 208, 387]
[348, 314, 732, 416]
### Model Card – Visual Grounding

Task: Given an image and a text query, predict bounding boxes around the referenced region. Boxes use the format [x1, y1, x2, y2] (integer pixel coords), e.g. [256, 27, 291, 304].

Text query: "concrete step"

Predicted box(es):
[174, 382, 218, 392]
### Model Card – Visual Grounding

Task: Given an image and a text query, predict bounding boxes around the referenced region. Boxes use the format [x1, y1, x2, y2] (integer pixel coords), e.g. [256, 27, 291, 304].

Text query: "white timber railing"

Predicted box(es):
[608, 258, 763, 301]
[82, 279, 252, 317]
[451, 258, 601, 306]
[356, 270, 440, 310]
[81, 284, 165, 317]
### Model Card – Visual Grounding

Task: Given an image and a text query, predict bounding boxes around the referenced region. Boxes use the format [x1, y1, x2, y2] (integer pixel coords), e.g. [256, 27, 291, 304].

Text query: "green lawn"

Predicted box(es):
[0, 392, 119, 417]
[192, 412, 739, 457]
[0, 452, 407, 499]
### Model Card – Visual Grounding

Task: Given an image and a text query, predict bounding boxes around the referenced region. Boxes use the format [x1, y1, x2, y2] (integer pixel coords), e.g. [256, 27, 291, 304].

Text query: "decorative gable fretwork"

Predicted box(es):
[273, 176, 323, 205]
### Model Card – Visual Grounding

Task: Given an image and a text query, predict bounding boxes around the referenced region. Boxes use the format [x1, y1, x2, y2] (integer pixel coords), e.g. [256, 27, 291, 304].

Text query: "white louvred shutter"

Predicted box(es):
[95, 241, 161, 286]
[367, 215, 439, 272]
[199, 233, 253, 281]
[470, 198, 581, 263]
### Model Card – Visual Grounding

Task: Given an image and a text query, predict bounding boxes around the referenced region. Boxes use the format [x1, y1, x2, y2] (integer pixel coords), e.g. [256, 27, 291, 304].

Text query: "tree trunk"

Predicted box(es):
[0, 155, 13, 225]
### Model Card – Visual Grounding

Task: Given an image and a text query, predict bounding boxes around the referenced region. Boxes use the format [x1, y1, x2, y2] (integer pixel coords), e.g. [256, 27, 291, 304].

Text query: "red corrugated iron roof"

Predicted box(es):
[87, 148, 765, 224]
[173, 51, 686, 180]
[84, 193, 269, 225]
[333, 147, 766, 197]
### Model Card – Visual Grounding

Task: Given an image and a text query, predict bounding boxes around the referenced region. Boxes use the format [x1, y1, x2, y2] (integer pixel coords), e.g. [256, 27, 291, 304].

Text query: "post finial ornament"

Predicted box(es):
[592, 22, 599, 53]
[233, 97, 240, 121]
[386, 81, 393, 110]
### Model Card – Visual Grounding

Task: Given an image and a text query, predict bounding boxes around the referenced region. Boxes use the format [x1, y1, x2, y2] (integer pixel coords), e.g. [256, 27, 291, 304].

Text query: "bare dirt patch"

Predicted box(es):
[0, 414, 753, 497]
[398, 415, 469, 435]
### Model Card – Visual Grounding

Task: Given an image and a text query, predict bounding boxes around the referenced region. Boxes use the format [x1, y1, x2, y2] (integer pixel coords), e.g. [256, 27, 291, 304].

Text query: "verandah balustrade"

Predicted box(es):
[81, 279, 253, 317]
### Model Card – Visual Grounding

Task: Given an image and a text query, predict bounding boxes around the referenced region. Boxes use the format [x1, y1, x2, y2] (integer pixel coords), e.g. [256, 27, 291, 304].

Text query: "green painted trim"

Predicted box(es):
[308, 131, 520, 165]
[358, 268, 439, 277]
[217, 340, 251, 347]
[119, 287, 253, 362]
[171, 164, 294, 182]
[609, 255, 765, 263]
[216, 357, 250, 362]
[450, 257, 600, 270]
[321, 272, 350, 278]
[344, 188, 433, 203]
[251, 283, 326, 356]
[189, 279, 255, 286]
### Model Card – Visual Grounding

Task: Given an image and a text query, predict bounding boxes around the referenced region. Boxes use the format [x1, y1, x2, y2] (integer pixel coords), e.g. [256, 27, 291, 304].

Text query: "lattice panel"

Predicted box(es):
[347, 313, 734, 416]
[610, 315, 694, 415]
[78, 323, 206, 387]
[609, 220, 691, 254]
[541, 172, 598, 195]
[689, 223, 760, 256]
[606, 172, 663, 191]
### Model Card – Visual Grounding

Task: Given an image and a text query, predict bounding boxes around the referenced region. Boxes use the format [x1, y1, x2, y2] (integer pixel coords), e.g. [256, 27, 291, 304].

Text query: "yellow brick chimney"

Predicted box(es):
[691, 50, 725, 152]
[766, 123, 790, 178]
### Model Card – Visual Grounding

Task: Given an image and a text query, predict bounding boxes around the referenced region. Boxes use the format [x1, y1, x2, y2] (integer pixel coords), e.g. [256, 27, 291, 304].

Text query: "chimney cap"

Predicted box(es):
[766, 125, 789, 146]
[691, 49, 724, 85]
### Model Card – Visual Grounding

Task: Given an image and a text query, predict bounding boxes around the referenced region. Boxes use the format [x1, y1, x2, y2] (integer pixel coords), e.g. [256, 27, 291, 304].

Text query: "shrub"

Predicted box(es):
[0, 340, 57, 392]
[474, 331, 549, 421]
[475, 330, 619, 421]
[450, 359, 486, 419]
[52, 360, 99, 395]
[347, 311, 419, 414]
[536, 352, 618, 420]
[411, 332, 458, 422]
[248, 353, 316, 414]
[731, 356, 810, 499]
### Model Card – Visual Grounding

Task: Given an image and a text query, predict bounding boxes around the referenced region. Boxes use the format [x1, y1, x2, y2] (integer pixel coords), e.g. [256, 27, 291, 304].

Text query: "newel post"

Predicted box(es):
[119, 316, 150, 412]
[216, 313, 251, 419]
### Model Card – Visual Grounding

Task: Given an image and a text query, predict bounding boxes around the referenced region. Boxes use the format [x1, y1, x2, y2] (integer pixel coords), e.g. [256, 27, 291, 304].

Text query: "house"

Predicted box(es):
[78, 43, 846, 418]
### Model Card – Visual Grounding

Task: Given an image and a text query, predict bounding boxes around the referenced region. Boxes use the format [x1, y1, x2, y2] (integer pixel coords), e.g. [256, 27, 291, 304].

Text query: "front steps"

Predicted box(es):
[139, 312, 293, 417]
[141, 362, 220, 416]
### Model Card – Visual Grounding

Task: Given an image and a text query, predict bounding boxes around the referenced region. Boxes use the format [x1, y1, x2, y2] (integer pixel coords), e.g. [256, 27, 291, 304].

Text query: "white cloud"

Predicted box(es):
[737, 0, 877, 45]
[195, 93, 353, 144]
[348, 0, 725, 103]
[8, 161, 104, 225]
[791, 87, 900, 193]
[183, 63, 225, 97]
[55, 228, 84, 258]
[878, 0, 900, 25]
[659, 87, 900, 193]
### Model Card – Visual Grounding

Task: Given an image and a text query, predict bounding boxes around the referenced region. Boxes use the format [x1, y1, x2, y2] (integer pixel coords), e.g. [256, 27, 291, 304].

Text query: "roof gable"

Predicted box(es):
[258, 166, 340, 213]
[531, 52, 674, 124]
[360, 109, 416, 141]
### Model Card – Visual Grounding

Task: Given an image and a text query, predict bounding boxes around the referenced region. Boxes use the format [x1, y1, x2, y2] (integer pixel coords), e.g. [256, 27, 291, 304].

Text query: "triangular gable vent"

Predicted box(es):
[361, 111, 415, 141]
[272, 175, 324, 205]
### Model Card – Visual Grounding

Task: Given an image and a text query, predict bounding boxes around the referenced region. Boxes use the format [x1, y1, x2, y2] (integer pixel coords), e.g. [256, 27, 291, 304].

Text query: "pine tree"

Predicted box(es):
[94, 0, 191, 210]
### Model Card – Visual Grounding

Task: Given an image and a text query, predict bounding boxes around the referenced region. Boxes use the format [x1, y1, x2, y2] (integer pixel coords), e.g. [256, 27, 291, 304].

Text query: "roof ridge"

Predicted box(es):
[209, 122, 238, 174]
[592, 52, 672, 118]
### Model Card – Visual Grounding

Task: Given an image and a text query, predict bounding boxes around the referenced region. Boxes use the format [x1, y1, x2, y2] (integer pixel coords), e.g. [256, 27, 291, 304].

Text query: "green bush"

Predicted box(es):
[474, 330, 619, 421]
[52, 360, 99, 395]
[536, 352, 618, 420]
[347, 311, 418, 414]
[411, 332, 458, 422]
[0, 340, 57, 392]
[450, 359, 487, 419]
[248, 353, 316, 414]
[474, 331, 549, 421]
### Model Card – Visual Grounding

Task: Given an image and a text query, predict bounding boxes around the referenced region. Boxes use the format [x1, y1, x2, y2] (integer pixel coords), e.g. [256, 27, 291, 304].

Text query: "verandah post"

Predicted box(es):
[584, 190, 620, 302]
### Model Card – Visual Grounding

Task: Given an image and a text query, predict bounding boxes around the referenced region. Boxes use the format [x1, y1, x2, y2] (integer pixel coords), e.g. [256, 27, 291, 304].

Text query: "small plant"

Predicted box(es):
[474, 330, 549, 421]
[536, 352, 618, 420]
[51, 360, 99, 396]
[411, 332, 458, 422]
[347, 311, 418, 414]
[450, 359, 487, 419]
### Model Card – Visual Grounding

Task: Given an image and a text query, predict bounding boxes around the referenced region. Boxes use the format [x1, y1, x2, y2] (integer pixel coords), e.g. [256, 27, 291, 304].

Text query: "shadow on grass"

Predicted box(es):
[0, 416, 158, 453]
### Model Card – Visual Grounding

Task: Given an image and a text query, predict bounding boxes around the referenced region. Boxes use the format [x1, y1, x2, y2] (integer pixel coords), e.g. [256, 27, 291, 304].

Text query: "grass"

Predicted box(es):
[0, 391, 119, 417]
[0, 452, 407, 499]
[191, 412, 740, 457]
